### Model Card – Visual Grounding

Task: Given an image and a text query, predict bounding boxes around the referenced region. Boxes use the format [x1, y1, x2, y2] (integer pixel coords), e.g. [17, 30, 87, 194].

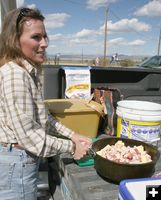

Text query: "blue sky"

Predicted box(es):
[16, 0, 161, 56]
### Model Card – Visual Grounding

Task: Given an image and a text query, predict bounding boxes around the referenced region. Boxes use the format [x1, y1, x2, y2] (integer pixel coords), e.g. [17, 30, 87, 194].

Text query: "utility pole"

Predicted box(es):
[103, 6, 108, 66]
[157, 28, 161, 56]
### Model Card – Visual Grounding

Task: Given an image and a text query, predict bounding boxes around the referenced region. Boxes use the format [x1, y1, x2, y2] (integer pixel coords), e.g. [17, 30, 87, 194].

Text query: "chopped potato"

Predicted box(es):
[96, 141, 152, 164]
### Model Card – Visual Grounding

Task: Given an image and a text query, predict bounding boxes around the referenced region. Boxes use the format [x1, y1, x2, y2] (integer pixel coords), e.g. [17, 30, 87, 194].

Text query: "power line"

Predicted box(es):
[64, 0, 157, 43]
[109, 8, 157, 42]
[63, 0, 85, 6]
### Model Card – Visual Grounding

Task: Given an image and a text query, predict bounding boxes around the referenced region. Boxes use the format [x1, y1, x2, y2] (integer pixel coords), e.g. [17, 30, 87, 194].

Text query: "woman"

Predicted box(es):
[0, 7, 91, 200]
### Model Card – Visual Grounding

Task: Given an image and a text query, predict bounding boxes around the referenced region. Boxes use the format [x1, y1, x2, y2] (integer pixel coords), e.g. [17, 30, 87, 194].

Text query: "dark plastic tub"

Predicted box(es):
[91, 137, 160, 183]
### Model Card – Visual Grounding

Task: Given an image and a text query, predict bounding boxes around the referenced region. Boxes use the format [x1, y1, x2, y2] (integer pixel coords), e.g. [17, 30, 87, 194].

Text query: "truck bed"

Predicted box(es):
[43, 65, 161, 199]
[50, 141, 161, 200]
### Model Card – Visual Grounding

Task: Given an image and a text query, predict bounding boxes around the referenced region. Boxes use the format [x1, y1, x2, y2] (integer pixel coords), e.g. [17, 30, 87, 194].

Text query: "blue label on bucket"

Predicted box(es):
[120, 118, 161, 144]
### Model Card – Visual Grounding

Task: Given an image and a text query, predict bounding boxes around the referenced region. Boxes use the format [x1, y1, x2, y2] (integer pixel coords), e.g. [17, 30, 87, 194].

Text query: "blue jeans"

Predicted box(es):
[0, 145, 40, 200]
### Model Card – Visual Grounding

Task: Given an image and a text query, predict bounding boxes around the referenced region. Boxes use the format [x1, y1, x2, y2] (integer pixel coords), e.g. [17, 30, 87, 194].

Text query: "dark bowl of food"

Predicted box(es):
[91, 137, 160, 183]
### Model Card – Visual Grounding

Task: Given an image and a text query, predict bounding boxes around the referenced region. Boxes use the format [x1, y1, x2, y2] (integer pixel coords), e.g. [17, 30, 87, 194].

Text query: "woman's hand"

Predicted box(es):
[71, 133, 92, 160]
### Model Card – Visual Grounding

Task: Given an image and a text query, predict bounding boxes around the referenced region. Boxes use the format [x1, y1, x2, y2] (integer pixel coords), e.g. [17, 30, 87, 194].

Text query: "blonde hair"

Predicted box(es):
[0, 7, 47, 68]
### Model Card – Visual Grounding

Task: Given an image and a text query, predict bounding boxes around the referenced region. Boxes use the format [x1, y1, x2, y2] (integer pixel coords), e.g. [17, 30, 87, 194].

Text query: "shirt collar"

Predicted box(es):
[22, 60, 38, 76]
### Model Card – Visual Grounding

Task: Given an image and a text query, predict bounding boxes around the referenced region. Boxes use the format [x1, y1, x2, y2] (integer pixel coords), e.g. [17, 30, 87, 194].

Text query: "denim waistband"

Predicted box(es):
[0, 143, 23, 152]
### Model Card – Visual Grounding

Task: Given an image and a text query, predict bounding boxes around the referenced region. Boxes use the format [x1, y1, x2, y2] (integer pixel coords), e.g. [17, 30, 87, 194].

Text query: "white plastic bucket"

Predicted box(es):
[116, 100, 161, 145]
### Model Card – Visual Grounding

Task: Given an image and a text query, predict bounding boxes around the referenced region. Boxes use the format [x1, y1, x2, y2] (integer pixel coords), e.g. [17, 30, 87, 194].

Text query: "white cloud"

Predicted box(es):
[128, 39, 146, 46]
[44, 13, 70, 29]
[48, 33, 63, 41]
[27, 4, 37, 9]
[109, 37, 126, 45]
[109, 37, 146, 46]
[69, 38, 96, 45]
[134, 0, 161, 16]
[16, 0, 36, 8]
[100, 18, 150, 33]
[16, 0, 25, 8]
[86, 0, 117, 10]
[75, 29, 97, 38]
[46, 17, 148, 53]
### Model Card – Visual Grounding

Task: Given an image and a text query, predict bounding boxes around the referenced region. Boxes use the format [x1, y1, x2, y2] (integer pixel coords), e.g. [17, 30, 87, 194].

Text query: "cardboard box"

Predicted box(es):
[44, 99, 103, 138]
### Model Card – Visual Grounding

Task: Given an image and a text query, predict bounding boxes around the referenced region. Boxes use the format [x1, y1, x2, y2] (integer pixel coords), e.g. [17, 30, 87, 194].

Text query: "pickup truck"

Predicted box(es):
[138, 55, 161, 69]
[38, 64, 161, 200]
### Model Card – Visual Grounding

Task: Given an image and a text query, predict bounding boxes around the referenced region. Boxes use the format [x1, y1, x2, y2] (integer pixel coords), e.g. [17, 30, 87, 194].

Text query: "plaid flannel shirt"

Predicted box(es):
[0, 60, 73, 157]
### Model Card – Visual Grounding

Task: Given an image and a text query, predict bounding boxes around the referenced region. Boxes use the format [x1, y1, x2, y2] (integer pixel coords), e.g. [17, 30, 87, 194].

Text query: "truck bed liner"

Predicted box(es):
[50, 141, 161, 200]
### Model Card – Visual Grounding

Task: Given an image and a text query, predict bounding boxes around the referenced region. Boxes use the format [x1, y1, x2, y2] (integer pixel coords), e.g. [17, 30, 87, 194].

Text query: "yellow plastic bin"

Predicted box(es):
[44, 99, 103, 138]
